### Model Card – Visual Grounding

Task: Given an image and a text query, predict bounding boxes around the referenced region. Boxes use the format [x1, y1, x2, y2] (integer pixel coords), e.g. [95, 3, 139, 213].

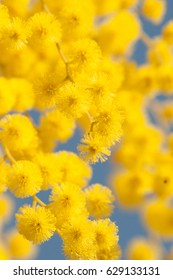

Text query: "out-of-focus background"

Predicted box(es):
[3, 0, 173, 260]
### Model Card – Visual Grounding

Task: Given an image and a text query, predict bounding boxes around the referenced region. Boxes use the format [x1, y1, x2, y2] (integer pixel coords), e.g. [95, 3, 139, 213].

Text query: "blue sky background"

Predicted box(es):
[3, 0, 173, 260]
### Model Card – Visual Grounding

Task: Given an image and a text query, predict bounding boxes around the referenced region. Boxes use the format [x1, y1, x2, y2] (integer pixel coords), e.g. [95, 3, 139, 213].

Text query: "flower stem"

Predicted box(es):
[33, 195, 46, 207]
[56, 43, 73, 82]
[140, 30, 152, 47]
[4, 146, 16, 164]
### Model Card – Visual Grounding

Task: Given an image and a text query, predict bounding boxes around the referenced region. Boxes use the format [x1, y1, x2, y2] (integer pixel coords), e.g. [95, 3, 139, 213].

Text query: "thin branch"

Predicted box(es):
[33, 195, 47, 207]
[56, 43, 73, 82]
[140, 30, 153, 47]
[4, 146, 16, 164]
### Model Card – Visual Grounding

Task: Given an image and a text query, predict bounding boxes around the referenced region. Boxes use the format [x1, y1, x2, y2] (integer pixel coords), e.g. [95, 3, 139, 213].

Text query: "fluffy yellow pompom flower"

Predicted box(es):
[143, 200, 173, 238]
[54, 151, 92, 188]
[28, 12, 61, 45]
[162, 21, 173, 45]
[90, 105, 123, 146]
[39, 109, 75, 144]
[0, 114, 39, 153]
[0, 160, 9, 194]
[151, 156, 173, 199]
[8, 160, 43, 198]
[16, 205, 56, 244]
[0, 77, 16, 115]
[9, 78, 34, 112]
[86, 72, 117, 109]
[49, 183, 87, 228]
[126, 238, 162, 260]
[67, 38, 102, 75]
[2, 0, 30, 18]
[85, 184, 115, 218]
[33, 153, 60, 190]
[1, 17, 31, 50]
[100, 59, 124, 91]
[50, 184, 86, 213]
[1, 46, 36, 77]
[148, 39, 173, 66]
[56, 81, 90, 119]
[33, 73, 60, 110]
[97, 11, 140, 55]
[7, 231, 37, 259]
[141, 0, 166, 24]
[78, 135, 111, 164]
[113, 169, 152, 207]
[93, 219, 119, 251]
[115, 123, 162, 168]
[61, 217, 96, 260]
[58, 2, 93, 41]
[97, 244, 121, 260]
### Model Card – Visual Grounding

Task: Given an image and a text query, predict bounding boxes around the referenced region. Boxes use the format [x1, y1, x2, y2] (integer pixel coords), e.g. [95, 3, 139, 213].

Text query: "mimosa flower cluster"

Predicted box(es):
[0, 0, 172, 260]
[0, 0, 123, 260]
